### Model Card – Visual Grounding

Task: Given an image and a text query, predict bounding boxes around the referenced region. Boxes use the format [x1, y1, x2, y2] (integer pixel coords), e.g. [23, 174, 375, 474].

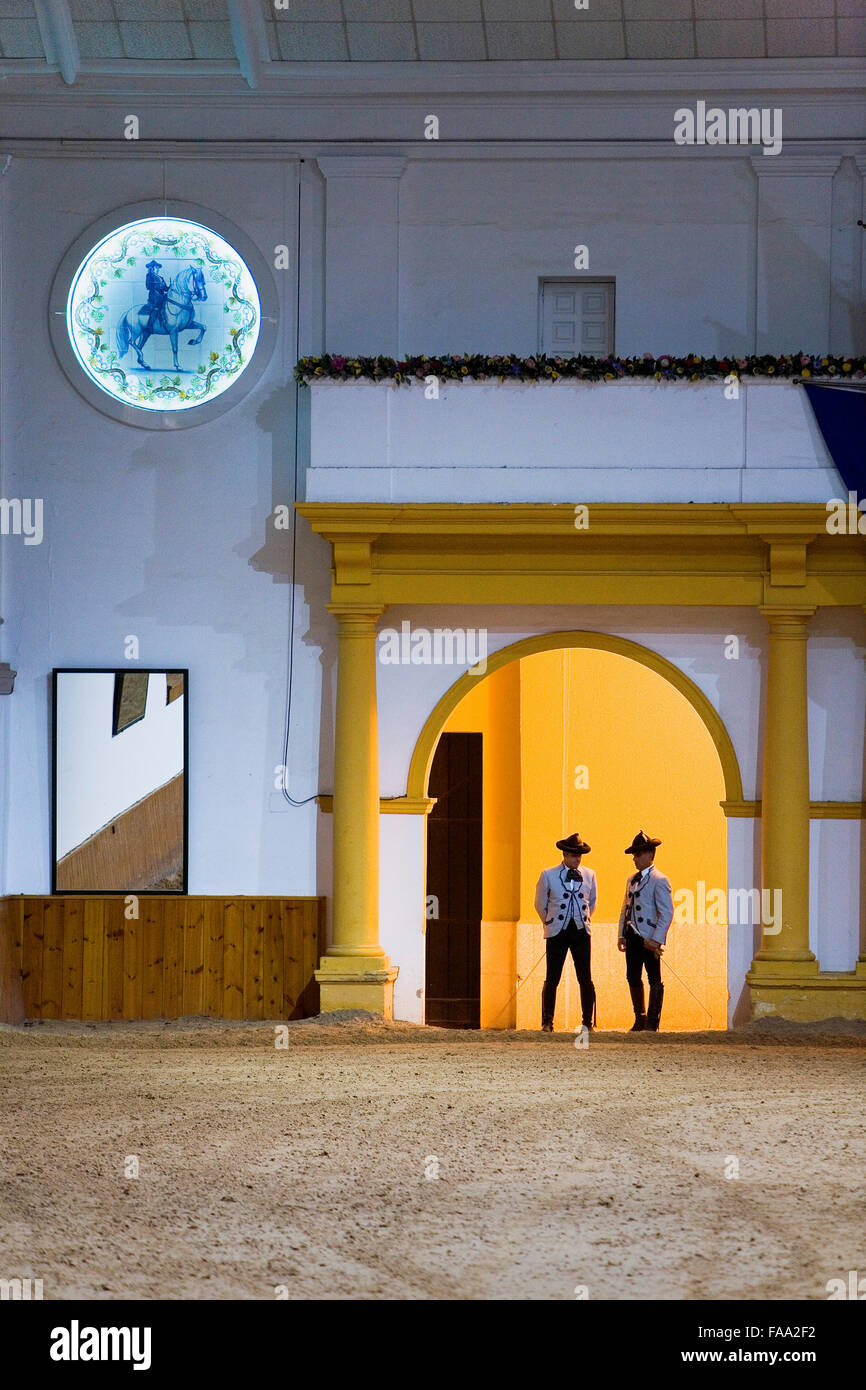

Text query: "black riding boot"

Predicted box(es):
[646, 981, 664, 1032]
[541, 981, 556, 1032]
[629, 982, 646, 1031]
[580, 980, 596, 1030]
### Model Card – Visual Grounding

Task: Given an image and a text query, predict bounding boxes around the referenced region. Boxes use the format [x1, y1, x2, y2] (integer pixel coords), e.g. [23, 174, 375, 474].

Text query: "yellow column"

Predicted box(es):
[315, 604, 398, 1015]
[749, 607, 818, 988]
[858, 606, 866, 981]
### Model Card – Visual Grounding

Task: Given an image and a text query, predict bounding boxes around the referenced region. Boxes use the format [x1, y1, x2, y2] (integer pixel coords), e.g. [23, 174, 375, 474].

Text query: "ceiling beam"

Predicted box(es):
[227, 0, 270, 90]
[34, 0, 79, 86]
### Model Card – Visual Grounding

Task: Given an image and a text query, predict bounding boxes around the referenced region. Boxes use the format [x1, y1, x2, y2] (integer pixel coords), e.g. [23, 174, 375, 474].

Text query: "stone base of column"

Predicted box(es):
[748, 953, 818, 979]
[314, 955, 399, 1017]
[746, 971, 866, 1022]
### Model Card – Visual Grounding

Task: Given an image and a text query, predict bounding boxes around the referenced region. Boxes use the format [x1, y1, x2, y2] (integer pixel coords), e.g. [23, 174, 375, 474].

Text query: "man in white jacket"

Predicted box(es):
[534, 832, 598, 1032]
[617, 830, 674, 1032]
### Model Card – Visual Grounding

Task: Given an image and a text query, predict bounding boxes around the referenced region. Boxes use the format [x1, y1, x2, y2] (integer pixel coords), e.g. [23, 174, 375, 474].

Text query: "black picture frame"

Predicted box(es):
[51, 668, 189, 896]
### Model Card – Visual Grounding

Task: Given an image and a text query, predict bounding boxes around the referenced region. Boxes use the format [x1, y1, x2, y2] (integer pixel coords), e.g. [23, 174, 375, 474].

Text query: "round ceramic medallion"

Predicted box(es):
[65, 215, 261, 413]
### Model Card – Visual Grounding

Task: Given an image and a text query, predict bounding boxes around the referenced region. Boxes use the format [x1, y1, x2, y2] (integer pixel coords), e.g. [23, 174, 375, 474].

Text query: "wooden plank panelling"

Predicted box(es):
[122, 901, 142, 1020]
[163, 899, 183, 1020]
[282, 901, 303, 1018]
[0, 897, 25, 1024]
[105, 905, 125, 1021]
[140, 898, 164, 1019]
[41, 897, 65, 1020]
[0, 897, 324, 1023]
[203, 899, 223, 1018]
[62, 898, 84, 1019]
[20, 899, 45, 1020]
[263, 899, 284, 1018]
[243, 899, 265, 1020]
[81, 900, 105, 1021]
[183, 898, 206, 1017]
[222, 899, 244, 1020]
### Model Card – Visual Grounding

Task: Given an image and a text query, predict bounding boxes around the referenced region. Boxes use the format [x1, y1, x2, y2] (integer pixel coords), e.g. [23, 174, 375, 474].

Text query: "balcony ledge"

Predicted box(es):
[304, 378, 843, 506]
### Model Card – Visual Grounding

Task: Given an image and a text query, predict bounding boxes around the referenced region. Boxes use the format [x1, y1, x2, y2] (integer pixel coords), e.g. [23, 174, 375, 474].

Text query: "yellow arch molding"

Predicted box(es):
[406, 630, 745, 807]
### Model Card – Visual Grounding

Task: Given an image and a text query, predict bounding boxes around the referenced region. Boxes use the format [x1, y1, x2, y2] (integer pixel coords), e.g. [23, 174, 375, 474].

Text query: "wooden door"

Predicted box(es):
[425, 732, 482, 1028]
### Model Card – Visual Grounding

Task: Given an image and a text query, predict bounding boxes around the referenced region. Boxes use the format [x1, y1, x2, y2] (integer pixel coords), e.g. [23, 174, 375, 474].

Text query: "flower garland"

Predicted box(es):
[295, 351, 866, 386]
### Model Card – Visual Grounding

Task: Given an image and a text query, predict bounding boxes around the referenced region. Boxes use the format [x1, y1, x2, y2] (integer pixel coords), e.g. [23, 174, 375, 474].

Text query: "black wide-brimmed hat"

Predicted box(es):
[556, 832, 591, 855]
[625, 829, 661, 855]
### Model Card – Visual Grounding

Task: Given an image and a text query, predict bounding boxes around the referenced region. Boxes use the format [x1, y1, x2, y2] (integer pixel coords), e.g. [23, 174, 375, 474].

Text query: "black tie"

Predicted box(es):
[566, 869, 581, 882]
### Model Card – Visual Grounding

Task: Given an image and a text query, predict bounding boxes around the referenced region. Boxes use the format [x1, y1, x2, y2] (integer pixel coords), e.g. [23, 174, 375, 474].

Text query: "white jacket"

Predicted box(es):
[618, 865, 674, 945]
[534, 863, 598, 939]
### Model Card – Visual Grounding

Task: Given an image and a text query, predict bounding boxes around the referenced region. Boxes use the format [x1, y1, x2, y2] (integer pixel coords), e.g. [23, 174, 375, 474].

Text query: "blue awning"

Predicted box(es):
[802, 382, 866, 495]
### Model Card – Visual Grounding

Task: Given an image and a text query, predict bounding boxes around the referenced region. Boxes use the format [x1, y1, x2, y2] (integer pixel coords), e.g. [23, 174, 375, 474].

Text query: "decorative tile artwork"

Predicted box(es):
[66, 216, 261, 412]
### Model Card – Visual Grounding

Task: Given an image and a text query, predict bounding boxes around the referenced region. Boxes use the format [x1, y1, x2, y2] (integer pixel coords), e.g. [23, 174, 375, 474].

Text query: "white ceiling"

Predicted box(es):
[0, 0, 862, 69]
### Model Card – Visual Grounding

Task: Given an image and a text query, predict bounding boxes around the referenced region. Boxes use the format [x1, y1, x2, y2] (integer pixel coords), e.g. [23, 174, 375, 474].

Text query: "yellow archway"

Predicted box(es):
[407, 629, 744, 807]
[300, 502, 865, 1023]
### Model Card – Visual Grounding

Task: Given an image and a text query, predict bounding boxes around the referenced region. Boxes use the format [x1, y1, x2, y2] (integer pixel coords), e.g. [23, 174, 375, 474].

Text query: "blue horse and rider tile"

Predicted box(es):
[66, 216, 261, 412]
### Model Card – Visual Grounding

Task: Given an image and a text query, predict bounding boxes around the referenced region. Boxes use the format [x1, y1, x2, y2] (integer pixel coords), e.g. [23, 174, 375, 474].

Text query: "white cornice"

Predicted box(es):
[0, 57, 864, 100]
[750, 155, 843, 177]
[0, 57, 861, 147]
[1, 139, 863, 165]
[317, 156, 408, 179]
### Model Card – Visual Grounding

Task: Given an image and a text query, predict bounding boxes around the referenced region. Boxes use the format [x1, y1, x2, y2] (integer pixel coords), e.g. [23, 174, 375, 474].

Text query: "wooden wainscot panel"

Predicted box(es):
[0, 896, 25, 1023]
[0, 896, 324, 1022]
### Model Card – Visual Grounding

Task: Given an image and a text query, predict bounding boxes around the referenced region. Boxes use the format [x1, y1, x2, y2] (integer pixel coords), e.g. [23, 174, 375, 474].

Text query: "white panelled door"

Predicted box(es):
[540, 279, 615, 357]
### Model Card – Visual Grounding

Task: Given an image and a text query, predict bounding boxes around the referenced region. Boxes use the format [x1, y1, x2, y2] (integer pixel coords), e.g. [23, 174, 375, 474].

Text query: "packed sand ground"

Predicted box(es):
[1, 1014, 864, 1301]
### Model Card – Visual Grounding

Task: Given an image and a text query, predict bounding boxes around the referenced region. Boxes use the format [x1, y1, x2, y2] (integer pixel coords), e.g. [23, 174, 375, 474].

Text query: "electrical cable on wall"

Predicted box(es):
[282, 168, 326, 808]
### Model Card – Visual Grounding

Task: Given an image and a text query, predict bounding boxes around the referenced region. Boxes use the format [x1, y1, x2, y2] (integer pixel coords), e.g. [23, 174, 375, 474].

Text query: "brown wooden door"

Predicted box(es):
[425, 732, 482, 1028]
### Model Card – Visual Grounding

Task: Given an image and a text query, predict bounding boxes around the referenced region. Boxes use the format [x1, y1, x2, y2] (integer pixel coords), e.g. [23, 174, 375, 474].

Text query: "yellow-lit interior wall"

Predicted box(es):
[441, 646, 728, 1031]
[518, 649, 727, 1031]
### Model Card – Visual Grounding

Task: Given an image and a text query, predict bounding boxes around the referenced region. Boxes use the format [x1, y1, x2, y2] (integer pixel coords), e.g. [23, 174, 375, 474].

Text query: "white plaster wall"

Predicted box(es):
[55, 672, 183, 857]
[726, 816, 761, 1027]
[810, 820, 863, 971]
[379, 813, 426, 1024]
[398, 157, 759, 359]
[305, 379, 843, 505]
[808, 609, 866, 800]
[0, 154, 326, 895]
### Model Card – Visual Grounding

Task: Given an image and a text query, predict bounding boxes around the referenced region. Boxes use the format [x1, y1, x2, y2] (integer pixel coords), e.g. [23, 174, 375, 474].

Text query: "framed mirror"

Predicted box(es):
[52, 669, 188, 894]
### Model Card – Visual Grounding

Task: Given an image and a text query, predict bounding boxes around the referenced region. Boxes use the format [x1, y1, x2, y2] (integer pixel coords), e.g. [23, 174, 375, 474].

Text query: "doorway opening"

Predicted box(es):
[424, 732, 482, 1028]
[424, 641, 729, 1031]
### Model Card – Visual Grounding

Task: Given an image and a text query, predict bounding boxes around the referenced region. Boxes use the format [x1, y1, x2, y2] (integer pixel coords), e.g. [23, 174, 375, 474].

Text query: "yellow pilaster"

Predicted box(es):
[748, 607, 818, 1003]
[316, 604, 398, 1015]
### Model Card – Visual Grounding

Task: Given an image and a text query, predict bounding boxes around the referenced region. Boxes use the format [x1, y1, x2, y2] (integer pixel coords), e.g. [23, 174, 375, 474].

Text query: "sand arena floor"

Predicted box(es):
[1, 1013, 864, 1301]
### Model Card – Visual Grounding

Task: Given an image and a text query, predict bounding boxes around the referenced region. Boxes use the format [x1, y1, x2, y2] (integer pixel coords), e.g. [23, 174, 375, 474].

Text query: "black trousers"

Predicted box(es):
[625, 927, 662, 988]
[542, 920, 595, 1025]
